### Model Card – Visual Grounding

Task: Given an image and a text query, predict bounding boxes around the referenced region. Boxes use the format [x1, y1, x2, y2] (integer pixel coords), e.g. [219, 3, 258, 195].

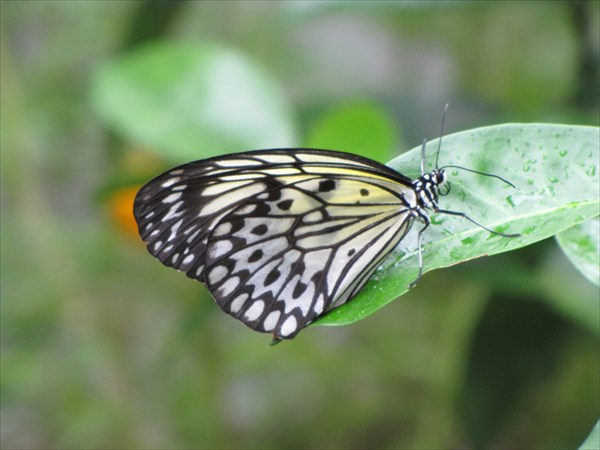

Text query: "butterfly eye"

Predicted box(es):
[437, 170, 447, 185]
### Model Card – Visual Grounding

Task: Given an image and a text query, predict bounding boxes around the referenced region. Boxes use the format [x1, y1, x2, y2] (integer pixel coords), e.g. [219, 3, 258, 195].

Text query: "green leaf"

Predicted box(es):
[556, 217, 600, 286]
[537, 247, 600, 335]
[92, 40, 297, 163]
[318, 124, 599, 326]
[579, 420, 600, 450]
[304, 100, 398, 163]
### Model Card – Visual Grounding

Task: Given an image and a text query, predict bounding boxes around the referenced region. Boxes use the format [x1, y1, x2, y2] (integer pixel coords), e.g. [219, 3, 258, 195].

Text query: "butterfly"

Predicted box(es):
[133, 141, 518, 342]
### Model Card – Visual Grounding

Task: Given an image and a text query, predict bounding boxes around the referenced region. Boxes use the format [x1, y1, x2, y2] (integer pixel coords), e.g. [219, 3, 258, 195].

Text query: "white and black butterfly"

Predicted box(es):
[134, 142, 517, 341]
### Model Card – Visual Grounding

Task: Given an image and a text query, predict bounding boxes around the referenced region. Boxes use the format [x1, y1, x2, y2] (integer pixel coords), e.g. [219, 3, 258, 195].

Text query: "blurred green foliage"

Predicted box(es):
[93, 40, 298, 162]
[1, 1, 599, 449]
[304, 100, 398, 162]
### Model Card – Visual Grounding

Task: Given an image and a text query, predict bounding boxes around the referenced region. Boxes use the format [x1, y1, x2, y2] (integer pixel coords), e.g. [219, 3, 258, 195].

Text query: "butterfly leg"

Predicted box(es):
[408, 214, 431, 289]
[436, 209, 520, 238]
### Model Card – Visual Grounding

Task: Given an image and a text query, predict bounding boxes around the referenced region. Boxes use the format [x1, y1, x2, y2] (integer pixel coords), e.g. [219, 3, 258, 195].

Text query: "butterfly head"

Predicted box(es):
[434, 168, 451, 196]
[432, 168, 447, 186]
[413, 168, 449, 209]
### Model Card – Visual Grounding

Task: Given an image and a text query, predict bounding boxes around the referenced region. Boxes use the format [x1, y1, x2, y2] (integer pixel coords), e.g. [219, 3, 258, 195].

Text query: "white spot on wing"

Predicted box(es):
[209, 240, 233, 258]
[230, 293, 248, 313]
[182, 254, 195, 265]
[168, 219, 183, 242]
[203, 180, 252, 196]
[280, 316, 297, 337]
[303, 210, 323, 222]
[261, 167, 300, 176]
[244, 300, 265, 321]
[183, 225, 198, 235]
[219, 276, 240, 297]
[213, 222, 232, 237]
[314, 294, 325, 314]
[234, 204, 257, 215]
[161, 177, 180, 188]
[162, 192, 182, 204]
[201, 183, 264, 215]
[256, 154, 296, 164]
[186, 229, 201, 243]
[163, 201, 184, 221]
[208, 265, 228, 285]
[263, 311, 280, 331]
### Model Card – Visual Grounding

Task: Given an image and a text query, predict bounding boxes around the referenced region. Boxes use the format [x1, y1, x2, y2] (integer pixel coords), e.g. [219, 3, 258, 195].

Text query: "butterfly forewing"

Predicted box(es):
[134, 150, 419, 339]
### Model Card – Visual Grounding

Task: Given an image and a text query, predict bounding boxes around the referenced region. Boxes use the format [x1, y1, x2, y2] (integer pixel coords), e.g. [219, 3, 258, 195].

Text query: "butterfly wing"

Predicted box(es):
[134, 149, 418, 339]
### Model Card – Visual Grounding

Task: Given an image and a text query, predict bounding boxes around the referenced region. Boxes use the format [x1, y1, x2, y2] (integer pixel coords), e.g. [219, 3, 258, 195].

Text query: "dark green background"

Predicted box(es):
[1, 1, 598, 449]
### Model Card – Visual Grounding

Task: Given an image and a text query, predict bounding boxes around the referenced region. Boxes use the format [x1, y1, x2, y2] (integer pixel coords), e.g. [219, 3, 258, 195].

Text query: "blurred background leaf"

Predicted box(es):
[93, 40, 297, 163]
[556, 217, 600, 286]
[304, 100, 399, 162]
[1, 1, 598, 449]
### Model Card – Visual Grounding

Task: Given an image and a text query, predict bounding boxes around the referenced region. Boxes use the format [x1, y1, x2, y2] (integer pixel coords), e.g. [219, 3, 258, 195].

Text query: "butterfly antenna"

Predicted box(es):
[435, 103, 449, 169]
[440, 165, 517, 189]
[420, 139, 427, 175]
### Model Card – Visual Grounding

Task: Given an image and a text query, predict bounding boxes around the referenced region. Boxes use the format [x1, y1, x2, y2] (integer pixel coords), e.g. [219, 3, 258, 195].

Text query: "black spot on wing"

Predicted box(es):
[228, 217, 246, 233]
[248, 249, 263, 263]
[292, 281, 308, 299]
[254, 203, 271, 215]
[318, 179, 335, 192]
[251, 224, 268, 235]
[277, 199, 294, 211]
[266, 190, 282, 201]
[264, 268, 281, 286]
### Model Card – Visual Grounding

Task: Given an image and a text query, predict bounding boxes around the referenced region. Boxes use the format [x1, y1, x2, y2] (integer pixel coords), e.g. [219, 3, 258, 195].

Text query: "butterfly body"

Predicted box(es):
[134, 149, 450, 339]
